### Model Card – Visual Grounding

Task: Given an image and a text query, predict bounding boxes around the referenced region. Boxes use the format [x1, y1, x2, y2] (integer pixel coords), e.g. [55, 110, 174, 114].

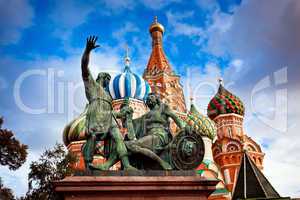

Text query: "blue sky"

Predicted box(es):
[0, 0, 300, 197]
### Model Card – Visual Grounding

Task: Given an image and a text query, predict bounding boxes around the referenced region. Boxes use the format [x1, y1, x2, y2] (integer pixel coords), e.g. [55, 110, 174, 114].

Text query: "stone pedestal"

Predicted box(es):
[54, 171, 219, 200]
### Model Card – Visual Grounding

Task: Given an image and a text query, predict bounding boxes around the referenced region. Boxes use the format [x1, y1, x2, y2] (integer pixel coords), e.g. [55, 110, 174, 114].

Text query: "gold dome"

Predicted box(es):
[149, 16, 165, 34]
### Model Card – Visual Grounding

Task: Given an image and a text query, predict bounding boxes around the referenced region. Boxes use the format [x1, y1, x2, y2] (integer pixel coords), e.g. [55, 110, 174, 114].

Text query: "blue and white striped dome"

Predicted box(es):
[109, 65, 151, 100]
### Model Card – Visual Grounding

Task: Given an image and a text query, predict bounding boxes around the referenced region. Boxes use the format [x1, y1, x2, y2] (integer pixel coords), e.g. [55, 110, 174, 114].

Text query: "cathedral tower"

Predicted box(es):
[143, 17, 187, 114]
[208, 79, 265, 193]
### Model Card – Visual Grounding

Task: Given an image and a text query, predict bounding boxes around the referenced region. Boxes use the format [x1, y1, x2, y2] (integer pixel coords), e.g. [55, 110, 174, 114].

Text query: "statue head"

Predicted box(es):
[182, 139, 196, 158]
[145, 92, 160, 109]
[96, 72, 111, 89]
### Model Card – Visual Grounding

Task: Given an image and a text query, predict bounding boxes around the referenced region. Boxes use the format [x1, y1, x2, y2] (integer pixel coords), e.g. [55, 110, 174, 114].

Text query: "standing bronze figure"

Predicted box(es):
[81, 36, 135, 171]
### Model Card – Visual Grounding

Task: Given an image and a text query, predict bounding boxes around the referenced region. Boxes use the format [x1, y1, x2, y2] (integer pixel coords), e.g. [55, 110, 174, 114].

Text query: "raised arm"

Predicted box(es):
[81, 36, 100, 81]
[81, 36, 100, 101]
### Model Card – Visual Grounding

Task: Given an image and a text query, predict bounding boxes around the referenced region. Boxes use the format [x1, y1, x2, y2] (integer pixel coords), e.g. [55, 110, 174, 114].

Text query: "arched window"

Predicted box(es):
[246, 144, 257, 152]
[231, 155, 237, 163]
[224, 156, 230, 165]
[213, 149, 221, 156]
[213, 146, 222, 155]
[226, 144, 239, 152]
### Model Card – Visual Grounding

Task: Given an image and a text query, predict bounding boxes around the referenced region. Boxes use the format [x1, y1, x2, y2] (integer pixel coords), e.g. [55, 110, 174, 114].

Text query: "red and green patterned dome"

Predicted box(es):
[186, 102, 216, 141]
[207, 83, 245, 120]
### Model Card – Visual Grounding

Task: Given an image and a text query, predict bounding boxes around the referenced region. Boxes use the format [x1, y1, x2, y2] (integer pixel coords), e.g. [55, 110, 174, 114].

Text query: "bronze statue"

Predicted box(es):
[124, 92, 186, 170]
[78, 36, 205, 172]
[81, 36, 135, 171]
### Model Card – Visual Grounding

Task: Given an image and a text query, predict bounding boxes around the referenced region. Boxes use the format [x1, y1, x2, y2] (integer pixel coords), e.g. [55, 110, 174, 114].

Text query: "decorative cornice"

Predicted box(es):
[213, 113, 244, 121]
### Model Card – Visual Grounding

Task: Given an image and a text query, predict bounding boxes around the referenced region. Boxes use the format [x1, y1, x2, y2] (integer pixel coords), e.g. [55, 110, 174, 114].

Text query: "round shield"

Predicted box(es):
[170, 129, 205, 170]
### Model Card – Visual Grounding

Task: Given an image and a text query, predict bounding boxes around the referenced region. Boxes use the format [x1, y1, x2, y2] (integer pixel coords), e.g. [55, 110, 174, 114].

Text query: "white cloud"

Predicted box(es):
[50, 0, 93, 29]
[112, 22, 140, 41]
[93, 0, 180, 13]
[166, 11, 203, 37]
[49, 0, 95, 54]
[166, 8, 233, 53]
[245, 110, 300, 197]
[102, 0, 135, 12]
[23, 45, 123, 118]
[0, 0, 34, 45]
[198, 10, 233, 55]
[181, 63, 222, 113]
[230, 59, 243, 72]
[208, 10, 233, 33]
[205, 0, 300, 70]
[240, 82, 300, 197]
[140, 0, 180, 10]
[195, 0, 219, 11]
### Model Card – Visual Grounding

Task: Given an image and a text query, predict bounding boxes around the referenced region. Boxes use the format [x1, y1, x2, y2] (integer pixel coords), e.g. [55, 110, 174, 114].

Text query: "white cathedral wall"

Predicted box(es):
[203, 136, 214, 161]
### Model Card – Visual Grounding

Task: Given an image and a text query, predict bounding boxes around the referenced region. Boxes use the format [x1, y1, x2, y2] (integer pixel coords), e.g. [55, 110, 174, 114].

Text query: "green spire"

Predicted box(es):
[189, 95, 200, 115]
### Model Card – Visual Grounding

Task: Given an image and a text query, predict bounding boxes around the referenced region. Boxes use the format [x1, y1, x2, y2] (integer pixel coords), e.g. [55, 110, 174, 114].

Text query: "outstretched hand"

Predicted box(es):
[85, 35, 100, 52]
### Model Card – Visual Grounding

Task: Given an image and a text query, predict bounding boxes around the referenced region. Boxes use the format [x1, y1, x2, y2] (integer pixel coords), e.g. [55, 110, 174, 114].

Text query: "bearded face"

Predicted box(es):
[146, 93, 158, 109]
[103, 75, 110, 88]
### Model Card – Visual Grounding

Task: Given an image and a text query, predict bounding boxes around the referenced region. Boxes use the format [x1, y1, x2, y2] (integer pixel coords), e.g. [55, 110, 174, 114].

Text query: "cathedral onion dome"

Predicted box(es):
[63, 106, 87, 146]
[109, 51, 151, 100]
[63, 108, 103, 151]
[186, 100, 217, 141]
[207, 79, 245, 120]
[149, 16, 165, 34]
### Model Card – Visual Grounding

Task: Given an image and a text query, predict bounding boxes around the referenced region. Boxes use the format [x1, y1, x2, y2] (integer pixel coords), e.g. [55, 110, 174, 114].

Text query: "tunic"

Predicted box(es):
[83, 70, 113, 137]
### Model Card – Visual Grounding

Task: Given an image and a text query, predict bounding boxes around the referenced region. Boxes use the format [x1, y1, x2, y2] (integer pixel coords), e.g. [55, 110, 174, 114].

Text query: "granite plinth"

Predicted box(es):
[54, 171, 219, 200]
